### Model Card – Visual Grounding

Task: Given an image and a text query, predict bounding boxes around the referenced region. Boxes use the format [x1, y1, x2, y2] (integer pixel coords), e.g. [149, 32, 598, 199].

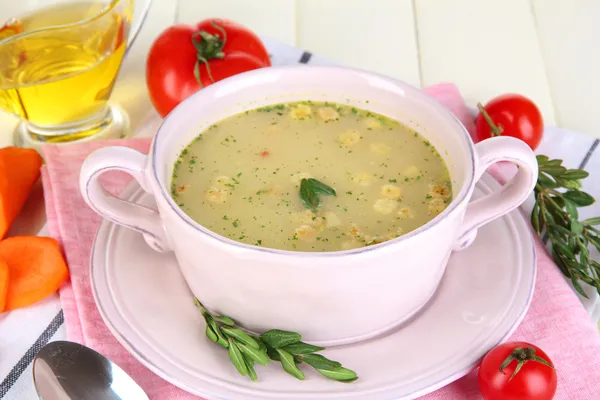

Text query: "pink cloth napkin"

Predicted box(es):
[41, 84, 600, 399]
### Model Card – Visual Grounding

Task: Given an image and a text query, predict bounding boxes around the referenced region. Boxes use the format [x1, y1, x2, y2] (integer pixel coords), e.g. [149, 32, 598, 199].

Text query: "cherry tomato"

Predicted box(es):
[146, 19, 271, 117]
[475, 94, 544, 150]
[478, 341, 557, 400]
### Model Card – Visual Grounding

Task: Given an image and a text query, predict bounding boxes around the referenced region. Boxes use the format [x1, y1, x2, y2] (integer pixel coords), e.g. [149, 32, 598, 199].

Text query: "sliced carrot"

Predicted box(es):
[0, 260, 8, 312]
[0, 147, 43, 239]
[0, 236, 68, 312]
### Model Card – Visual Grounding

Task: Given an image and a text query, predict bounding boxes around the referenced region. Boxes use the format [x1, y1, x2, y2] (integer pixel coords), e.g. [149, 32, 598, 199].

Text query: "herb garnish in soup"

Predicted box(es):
[171, 101, 452, 252]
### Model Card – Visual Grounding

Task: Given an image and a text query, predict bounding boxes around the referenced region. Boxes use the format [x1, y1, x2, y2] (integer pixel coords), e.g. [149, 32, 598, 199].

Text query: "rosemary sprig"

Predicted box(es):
[193, 298, 358, 382]
[532, 155, 600, 297]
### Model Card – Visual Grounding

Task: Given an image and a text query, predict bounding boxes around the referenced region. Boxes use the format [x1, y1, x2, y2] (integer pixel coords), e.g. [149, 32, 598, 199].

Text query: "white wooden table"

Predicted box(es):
[120, 0, 599, 139]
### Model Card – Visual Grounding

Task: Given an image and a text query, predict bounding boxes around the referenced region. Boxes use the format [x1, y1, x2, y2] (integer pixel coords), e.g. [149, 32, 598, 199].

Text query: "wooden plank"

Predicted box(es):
[415, 0, 556, 125]
[176, 0, 296, 45]
[296, 0, 421, 85]
[533, 0, 600, 138]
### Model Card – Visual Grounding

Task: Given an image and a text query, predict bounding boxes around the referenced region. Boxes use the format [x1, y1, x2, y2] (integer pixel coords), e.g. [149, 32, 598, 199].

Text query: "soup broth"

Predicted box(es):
[171, 101, 452, 252]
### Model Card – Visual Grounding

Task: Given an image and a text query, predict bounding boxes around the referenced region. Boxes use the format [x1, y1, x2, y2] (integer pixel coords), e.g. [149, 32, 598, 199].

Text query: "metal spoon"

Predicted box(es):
[33, 340, 149, 400]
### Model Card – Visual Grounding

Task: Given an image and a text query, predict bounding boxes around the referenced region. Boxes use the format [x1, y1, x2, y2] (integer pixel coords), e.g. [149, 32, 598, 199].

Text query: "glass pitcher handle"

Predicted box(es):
[126, 0, 153, 54]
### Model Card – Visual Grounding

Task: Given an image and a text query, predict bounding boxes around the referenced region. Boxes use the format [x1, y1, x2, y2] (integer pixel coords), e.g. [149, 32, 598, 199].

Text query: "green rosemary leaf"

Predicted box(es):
[536, 154, 549, 165]
[245, 357, 258, 381]
[551, 195, 565, 208]
[546, 203, 568, 226]
[548, 223, 573, 237]
[554, 240, 575, 258]
[563, 190, 595, 207]
[565, 199, 579, 219]
[266, 346, 281, 361]
[260, 329, 302, 349]
[531, 202, 541, 234]
[561, 169, 589, 180]
[583, 217, 600, 226]
[207, 318, 229, 348]
[537, 172, 557, 188]
[221, 327, 260, 349]
[237, 342, 270, 366]
[571, 220, 584, 235]
[214, 316, 235, 326]
[316, 367, 358, 382]
[206, 324, 219, 343]
[545, 159, 564, 167]
[551, 246, 571, 278]
[588, 235, 600, 253]
[228, 340, 249, 376]
[540, 165, 567, 177]
[276, 349, 305, 380]
[297, 354, 342, 370]
[556, 178, 582, 190]
[570, 275, 588, 298]
[283, 342, 325, 355]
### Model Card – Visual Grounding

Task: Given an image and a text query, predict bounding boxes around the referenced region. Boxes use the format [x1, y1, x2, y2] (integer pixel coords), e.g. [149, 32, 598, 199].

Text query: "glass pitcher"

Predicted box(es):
[0, 0, 152, 149]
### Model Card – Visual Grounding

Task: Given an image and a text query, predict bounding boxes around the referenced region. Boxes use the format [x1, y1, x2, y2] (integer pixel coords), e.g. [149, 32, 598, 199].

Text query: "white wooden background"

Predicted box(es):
[124, 0, 599, 138]
[0, 0, 598, 143]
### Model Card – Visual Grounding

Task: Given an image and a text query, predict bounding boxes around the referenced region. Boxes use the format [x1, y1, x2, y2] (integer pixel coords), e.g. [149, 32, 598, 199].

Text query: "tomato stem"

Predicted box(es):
[499, 346, 555, 382]
[477, 102, 504, 137]
[191, 20, 227, 87]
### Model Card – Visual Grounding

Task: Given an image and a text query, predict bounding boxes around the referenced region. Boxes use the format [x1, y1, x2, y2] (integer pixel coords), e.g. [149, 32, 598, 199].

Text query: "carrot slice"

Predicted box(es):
[0, 147, 43, 239]
[0, 260, 8, 312]
[0, 236, 68, 312]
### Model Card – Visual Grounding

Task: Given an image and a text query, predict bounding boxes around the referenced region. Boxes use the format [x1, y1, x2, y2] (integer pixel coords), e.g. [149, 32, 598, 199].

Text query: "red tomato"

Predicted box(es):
[475, 94, 544, 150]
[146, 19, 271, 117]
[478, 341, 557, 400]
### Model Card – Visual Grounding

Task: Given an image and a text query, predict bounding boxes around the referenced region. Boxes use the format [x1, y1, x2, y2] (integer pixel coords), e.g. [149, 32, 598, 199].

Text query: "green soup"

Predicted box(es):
[171, 101, 452, 252]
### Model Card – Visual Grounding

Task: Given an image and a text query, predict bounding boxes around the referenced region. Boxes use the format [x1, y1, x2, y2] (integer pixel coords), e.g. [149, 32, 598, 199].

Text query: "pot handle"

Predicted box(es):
[79, 146, 172, 252]
[454, 136, 538, 251]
